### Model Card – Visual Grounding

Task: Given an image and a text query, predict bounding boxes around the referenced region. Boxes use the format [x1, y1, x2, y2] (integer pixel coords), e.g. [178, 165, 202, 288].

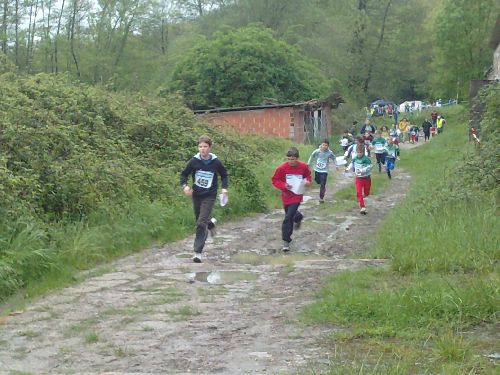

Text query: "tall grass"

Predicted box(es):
[301, 104, 499, 373]
[302, 268, 498, 333]
[0, 199, 197, 306]
[378, 199, 498, 274]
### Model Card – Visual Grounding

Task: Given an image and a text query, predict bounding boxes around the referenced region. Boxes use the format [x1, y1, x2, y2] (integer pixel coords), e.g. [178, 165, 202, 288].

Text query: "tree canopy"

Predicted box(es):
[1, 0, 499, 105]
[428, 0, 499, 98]
[167, 25, 331, 109]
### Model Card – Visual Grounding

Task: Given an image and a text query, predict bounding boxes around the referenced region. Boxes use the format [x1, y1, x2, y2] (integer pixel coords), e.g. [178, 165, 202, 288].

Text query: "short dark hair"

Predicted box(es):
[197, 135, 212, 146]
[356, 144, 365, 153]
[286, 147, 299, 158]
[321, 139, 330, 145]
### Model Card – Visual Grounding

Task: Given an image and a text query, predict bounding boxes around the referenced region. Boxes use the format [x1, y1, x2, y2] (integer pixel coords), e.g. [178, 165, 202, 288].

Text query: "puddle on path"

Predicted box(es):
[231, 251, 328, 266]
[187, 271, 258, 284]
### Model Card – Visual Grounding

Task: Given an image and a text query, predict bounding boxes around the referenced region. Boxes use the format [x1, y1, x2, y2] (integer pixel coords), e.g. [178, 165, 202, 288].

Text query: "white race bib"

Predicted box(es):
[354, 162, 370, 177]
[316, 160, 327, 169]
[340, 139, 349, 146]
[375, 143, 384, 151]
[194, 170, 214, 188]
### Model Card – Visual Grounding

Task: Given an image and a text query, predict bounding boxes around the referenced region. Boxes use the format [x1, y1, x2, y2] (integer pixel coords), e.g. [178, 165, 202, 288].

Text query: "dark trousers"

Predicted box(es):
[314, 171, 328, 199]
[375, 153, 385, 172]
[192, 195, 216, 253]
[423, 131, 430, 141]
[282, 203, 303, 243]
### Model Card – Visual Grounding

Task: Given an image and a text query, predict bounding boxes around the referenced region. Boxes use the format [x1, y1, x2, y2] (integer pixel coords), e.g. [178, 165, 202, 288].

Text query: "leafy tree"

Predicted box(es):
[173, 0, 232, 18]
[167, 24, 330, 109]
[344, 0, 437, 103]
[428, 0, 500, 99]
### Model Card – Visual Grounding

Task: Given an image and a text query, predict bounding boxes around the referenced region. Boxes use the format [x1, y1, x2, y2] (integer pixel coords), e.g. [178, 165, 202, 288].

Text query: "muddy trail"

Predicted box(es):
[0, 145, 418, 374]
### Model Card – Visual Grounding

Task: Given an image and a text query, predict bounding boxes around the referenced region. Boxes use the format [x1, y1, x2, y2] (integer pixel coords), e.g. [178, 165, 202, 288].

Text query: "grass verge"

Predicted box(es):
[300, 105, 499, 374]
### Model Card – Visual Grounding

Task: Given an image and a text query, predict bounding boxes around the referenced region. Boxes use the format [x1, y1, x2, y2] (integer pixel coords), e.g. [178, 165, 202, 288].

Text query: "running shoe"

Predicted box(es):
[192, 252, 203, 263]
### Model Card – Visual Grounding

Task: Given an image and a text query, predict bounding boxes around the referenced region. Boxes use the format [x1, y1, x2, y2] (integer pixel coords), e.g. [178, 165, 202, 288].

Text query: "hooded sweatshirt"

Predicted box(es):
[180, 153, 228, 198]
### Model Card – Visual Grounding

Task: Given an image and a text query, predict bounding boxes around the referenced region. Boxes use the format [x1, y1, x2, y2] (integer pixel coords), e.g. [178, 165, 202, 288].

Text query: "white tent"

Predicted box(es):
[399, 100, 423, 112]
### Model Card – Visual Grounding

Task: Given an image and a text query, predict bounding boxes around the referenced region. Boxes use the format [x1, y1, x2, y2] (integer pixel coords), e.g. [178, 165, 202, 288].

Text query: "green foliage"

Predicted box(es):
[380, 100, 499, 278]
[302, 103, 499, 372]
[1, 0, 495, 111]
[456, 84, 500, 192]
[0, 52, 16, 74]
[0, 73, 277, 301]
[428, 0, 500, 98]
[167, 24, 331, 109]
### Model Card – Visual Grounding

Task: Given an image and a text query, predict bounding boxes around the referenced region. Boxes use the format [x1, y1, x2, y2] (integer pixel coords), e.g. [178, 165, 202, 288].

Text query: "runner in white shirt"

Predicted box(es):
[307, 139, 338, 203]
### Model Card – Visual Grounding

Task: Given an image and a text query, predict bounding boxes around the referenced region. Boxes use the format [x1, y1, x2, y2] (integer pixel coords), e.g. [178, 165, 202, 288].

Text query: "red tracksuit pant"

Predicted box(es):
[355, 176, 371, 208]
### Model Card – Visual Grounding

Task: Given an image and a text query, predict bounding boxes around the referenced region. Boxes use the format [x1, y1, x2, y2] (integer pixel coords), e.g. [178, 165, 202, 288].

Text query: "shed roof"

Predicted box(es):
[194, 93, 344, 115]
[194, 100, 322, 114]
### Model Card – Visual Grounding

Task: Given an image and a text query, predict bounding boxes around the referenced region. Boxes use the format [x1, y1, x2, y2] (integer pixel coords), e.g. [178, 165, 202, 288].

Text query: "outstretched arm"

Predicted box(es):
[307, 150, 317, 166]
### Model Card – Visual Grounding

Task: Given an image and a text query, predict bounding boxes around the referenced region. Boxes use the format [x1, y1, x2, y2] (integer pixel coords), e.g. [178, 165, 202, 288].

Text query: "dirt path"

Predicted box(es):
[0, 146, 417, 374]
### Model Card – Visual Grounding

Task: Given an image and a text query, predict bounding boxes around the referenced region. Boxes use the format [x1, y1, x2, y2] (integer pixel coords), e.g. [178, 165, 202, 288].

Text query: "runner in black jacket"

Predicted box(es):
[180, 135, 228, 263]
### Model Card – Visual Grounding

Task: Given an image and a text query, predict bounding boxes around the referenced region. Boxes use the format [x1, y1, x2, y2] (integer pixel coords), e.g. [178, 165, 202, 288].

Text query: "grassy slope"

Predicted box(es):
[301, 105, 499, 374]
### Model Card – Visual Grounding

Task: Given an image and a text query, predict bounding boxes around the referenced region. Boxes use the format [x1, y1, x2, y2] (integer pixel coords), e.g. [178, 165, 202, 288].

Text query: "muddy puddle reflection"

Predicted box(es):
[187, 271, 258, 284]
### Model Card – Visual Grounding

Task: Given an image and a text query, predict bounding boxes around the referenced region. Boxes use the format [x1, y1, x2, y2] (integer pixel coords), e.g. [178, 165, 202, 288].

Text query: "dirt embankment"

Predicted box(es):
[0, 148, 414, 374]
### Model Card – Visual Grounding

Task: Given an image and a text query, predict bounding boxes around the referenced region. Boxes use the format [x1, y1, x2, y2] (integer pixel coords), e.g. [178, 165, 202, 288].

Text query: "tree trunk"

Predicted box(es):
[357, 0, 368, 11]
[69, 0, 80, 77]
[54, 0, 65, 73]
[160, 17, 168, 55]
[26, 0, 40, 73]
[45, 0, 53, 73]
[1, 0, 7, 53]
[91, 2, 110, 83]
[14, 0, 18, 66]
[362, 0, 392, 93]
[113, 0, 140, 67]
[347, 0, 369, 89]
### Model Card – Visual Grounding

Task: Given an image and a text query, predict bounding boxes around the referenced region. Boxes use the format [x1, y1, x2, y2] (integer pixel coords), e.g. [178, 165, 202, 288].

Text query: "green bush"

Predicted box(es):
[0, 73, 278, 300]
[167, 24, 330, 109]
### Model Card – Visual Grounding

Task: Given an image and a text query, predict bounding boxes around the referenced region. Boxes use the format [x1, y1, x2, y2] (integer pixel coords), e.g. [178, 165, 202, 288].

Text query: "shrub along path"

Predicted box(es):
[0, 146, 416, 374]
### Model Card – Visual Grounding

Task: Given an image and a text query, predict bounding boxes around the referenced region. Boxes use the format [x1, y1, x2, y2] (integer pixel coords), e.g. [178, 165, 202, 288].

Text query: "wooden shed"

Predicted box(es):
[195, 94, 343, 144]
